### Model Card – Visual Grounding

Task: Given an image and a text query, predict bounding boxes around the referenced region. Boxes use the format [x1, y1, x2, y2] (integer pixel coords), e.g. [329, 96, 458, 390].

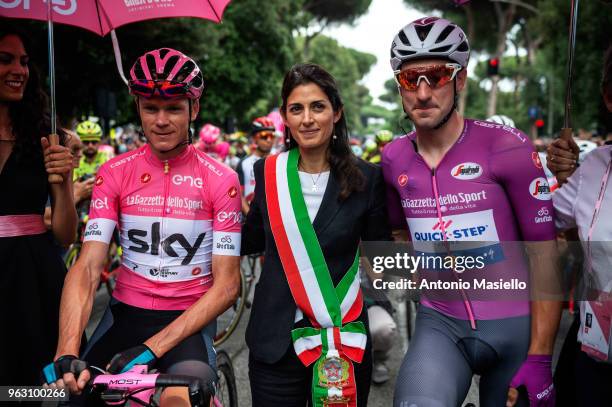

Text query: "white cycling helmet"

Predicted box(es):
[487, 114, 515, 128]
[574, 138, 598, 164]
[390, 17, 470, 71]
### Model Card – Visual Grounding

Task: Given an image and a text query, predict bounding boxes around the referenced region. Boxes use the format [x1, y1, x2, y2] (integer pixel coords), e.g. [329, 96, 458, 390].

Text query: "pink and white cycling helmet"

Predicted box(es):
[129, 48, 204, 99]
[390, 17, 470, 71]
[199, 124, 221, 144]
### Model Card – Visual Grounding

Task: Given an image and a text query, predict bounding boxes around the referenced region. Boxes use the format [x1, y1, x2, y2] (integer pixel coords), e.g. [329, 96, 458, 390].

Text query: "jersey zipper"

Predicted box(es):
[154, 160, 171, 308]
[431, 167, 478, 330]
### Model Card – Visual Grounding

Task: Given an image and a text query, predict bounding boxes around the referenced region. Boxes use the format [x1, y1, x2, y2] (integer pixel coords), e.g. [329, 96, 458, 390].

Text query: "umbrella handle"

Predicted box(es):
[559, 127, 573, 141]
[47, 133, 64, 184]
[555, 127, 577, 184]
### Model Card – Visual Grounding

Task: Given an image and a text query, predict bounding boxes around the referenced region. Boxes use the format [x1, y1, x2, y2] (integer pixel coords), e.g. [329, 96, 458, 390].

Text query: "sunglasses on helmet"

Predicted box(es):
[129, 79, 191, 98]
[394, 63, 462, 92]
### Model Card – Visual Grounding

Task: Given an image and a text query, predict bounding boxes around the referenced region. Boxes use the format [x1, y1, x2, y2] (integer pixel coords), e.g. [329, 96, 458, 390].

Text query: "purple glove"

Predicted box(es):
[509, 355, 555, 406]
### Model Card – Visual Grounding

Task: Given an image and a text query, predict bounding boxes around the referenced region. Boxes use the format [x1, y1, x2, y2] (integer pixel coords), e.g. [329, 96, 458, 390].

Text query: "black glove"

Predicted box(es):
[42, 355, 88, 384]
[108, 344, 157, 374]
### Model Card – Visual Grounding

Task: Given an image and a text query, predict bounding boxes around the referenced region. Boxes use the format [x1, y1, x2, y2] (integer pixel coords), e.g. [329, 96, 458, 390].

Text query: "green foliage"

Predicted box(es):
[531, 0, 612, 133]
[380, 78, 400, 105]
[399, 0, 612, 134]
[295, 35, 376, 133]
[304, 0, 373, 24]
[20, 0, 301, 130]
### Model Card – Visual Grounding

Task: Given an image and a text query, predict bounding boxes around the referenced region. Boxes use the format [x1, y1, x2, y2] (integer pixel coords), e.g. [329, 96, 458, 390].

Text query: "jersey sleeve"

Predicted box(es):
[83, 163, 120, 244]
[490, 137, 556, 241]
[211, 172, 242, 256]
[381, 152, 408, 230]
[552, 164, 582, 232]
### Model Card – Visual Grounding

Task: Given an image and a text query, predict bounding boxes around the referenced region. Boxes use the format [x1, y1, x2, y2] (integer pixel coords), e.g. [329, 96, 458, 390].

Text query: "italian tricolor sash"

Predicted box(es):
[265, 149, 366, 407]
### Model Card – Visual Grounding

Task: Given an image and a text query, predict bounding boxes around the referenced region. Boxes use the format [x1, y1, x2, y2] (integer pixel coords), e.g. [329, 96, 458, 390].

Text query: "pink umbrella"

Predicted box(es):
[266, 109, 285, 135]
[1, 0, 230, 180]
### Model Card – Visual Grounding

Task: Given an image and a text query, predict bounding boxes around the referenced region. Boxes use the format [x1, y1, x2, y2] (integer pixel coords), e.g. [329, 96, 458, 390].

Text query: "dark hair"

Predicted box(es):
[0, 21, 66, 162]
[603, 45, 612, 98]
[280, 63, 365, 200]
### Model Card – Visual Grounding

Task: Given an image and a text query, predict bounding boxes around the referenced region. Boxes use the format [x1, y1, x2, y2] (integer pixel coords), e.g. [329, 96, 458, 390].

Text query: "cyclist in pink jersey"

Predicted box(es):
[383, 17, 561, 407]
[43, 48, 241, 407]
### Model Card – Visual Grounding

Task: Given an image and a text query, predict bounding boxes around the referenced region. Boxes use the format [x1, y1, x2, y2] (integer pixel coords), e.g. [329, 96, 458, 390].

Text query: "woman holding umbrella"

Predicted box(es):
[241, 63, 391, 406]
[0, 22, 76, 385]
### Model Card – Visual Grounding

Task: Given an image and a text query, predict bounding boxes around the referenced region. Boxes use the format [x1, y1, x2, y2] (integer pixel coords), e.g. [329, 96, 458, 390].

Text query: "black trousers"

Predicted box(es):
[249, 344, 372, 406]
[554, 314, 612, 406]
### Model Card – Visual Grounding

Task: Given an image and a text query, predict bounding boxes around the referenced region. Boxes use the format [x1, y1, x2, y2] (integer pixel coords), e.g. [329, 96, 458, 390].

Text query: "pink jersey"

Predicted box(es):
[84, 144, 242, 310]
[382, 119, 556, 320]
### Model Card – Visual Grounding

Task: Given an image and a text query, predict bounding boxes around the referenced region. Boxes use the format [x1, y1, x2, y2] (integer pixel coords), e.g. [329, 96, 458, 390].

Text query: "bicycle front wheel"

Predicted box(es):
[215, 350, 238, 407]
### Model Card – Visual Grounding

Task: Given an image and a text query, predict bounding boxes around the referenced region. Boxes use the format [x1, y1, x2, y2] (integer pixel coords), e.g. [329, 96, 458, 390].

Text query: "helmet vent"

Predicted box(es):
[132, 61, 145, 80]
[415, 23, 433, 41]
[159, 48, 171, 58]
[398, 30, 410, 46]
[145, 54, 159, 77]
[437, 25, 455, 43]
[165, 55, 180, 76]
[176, 60, 195, 82]
[191, 73, 203, 89]
[429, 45, 452, 53]
[397, 50, 417, 57]
[457, 41, 469, 52]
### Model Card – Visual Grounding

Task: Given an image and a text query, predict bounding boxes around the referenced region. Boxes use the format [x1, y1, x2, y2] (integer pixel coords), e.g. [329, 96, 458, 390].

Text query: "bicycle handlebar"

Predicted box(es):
[87, 365, 211, 407]
[155, 374, 210, 406]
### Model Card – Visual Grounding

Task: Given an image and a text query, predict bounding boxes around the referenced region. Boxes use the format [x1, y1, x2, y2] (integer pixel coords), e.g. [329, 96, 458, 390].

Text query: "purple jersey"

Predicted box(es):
[382, 119, 556, 320]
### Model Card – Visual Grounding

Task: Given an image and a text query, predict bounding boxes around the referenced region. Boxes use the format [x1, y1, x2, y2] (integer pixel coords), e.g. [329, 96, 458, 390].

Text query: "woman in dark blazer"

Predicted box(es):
[241, 63, 391, 406]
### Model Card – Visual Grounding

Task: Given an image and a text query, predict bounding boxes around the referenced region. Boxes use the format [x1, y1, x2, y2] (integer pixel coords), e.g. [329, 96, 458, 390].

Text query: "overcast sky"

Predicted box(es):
[323, 0, 425, 102]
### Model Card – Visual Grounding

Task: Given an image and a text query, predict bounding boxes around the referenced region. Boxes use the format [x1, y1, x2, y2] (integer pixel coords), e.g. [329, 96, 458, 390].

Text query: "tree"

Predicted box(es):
[17, 0, 301, 131]
[299, 0, 373, 59]
[530, 0, 612, 134]
[295, 35, 376, 133]
[304, 0, 372, 24]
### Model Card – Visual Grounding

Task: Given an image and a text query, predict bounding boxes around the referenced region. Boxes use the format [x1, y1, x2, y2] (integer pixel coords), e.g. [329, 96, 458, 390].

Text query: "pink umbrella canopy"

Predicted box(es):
[0, 0, 231, 36]
[1, 0, 231, 171]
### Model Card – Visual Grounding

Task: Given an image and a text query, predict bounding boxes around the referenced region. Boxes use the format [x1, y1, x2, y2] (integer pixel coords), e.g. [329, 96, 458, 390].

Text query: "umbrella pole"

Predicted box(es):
[555, 0, 579, 182]
[560, 0, 579, 138]
[111, 30, 128, 85]
[47, 0, 63, 183]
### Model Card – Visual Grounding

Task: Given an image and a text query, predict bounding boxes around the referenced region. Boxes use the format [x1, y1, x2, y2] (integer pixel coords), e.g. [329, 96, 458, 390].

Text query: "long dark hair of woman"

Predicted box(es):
[281, 63, 365, 200]
[1, 21, 66, 162]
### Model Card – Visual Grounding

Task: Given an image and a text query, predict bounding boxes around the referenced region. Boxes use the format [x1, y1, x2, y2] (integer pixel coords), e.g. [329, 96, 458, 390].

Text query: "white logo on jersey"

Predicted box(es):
[172, 174, 203, 188]
[473, 120, 527, 143]
[406, 210, 500, 249]
[110, 150, 145, 168]
[451, 163, 482, 180]
[529, 177, 552, 201]
[217, 211, 242, 224]
[534, 206, 552, 223]
[196, 155, 223, 177]
[402, 190, 487, 209]
[91, 197, 109, 210]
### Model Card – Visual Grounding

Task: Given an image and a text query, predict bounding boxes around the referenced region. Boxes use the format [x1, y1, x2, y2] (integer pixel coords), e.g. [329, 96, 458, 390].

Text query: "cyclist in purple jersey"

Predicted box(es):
[382, 17, 561, 407]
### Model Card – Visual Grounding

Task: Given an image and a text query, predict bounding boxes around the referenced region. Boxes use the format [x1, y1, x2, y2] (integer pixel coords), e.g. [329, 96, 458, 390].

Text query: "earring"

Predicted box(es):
[333, 133, 337, 140]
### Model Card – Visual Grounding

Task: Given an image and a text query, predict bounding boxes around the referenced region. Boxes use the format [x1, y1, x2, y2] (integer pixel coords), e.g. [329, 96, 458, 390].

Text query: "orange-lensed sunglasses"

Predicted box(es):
[394, 63, 462, 92]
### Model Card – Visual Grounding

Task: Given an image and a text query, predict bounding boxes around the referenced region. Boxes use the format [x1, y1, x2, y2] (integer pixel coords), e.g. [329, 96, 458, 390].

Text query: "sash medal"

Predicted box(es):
[265, 149, 367, 406]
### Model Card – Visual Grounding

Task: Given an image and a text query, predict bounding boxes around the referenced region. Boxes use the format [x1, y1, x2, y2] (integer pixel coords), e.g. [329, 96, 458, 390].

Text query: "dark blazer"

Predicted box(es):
[241, 155, 392, 364]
